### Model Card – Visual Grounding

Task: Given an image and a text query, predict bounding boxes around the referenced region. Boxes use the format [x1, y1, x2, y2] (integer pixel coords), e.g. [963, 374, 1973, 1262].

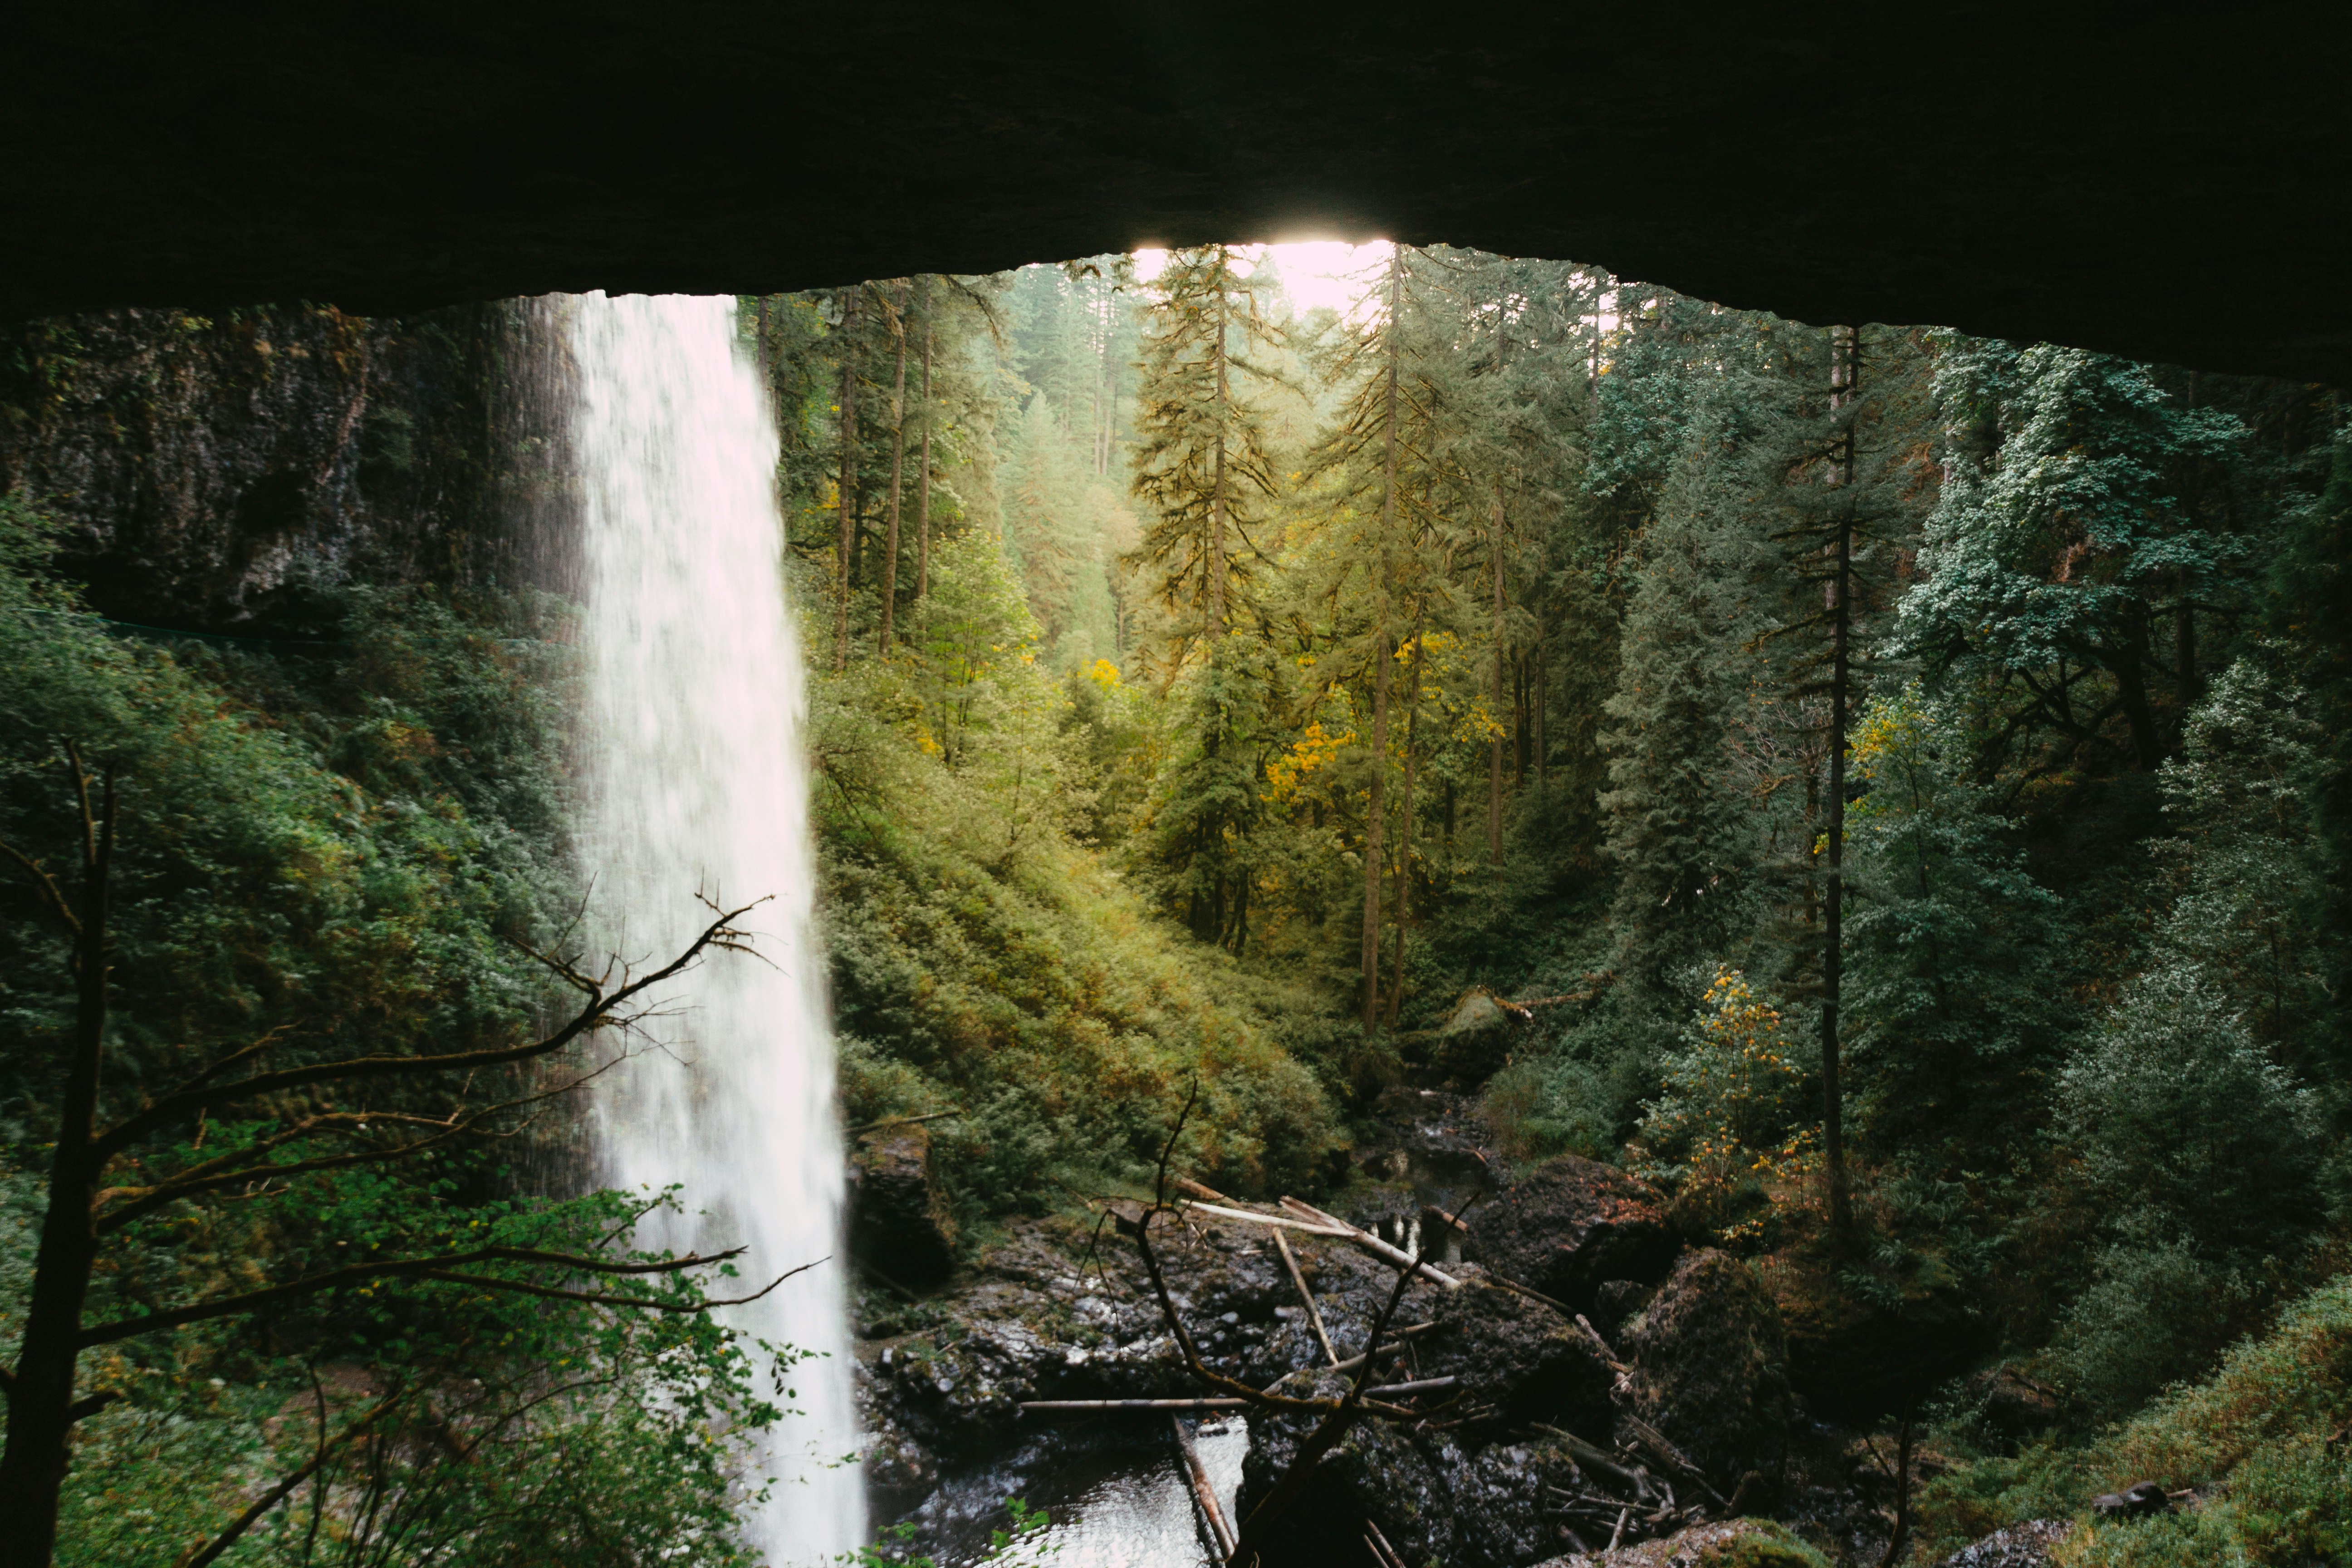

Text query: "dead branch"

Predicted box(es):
[79, 1249, 817, 1349]
[93, 898, 763, 1161]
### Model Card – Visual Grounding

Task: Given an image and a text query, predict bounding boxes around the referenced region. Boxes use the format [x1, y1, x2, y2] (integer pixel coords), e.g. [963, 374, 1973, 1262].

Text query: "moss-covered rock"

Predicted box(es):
[1620, 1249, 1791, 1483]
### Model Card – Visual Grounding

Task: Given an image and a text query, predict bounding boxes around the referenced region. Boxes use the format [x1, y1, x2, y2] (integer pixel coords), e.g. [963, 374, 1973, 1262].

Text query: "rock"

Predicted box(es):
[848, 1123, 958, 1289]
[1237, 1394, 1460, 1568]
[1534, 1517, 1830, 1566]
[2089, 1480, 2170, 1519]
[1468, 1155, 1677, 1311]
[1619, 1250, 1791, 1483]
[1449, 1437, 1591, 1566]
[1593, 1279, 1657, 1341]
[1418, 1278, 1615, 1435]
[1933, 1519, 2074, 1567]
[1967, 1364, 2063, 1441]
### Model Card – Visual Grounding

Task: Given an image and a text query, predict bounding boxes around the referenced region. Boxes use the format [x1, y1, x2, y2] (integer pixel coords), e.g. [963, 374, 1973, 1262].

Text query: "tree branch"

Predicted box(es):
[78, 1244, 760, 1348]
[93, 901, 760, 1161]
[172, 1388, 404, 1568]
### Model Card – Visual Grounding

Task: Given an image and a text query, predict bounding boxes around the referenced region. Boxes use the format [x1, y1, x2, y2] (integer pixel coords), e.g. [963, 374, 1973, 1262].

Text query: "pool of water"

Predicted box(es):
[889, 1418, 1249, 1568]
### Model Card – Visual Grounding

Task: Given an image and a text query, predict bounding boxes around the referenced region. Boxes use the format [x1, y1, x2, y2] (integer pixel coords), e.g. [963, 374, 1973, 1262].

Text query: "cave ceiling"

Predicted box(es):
[8, 5, 2348, 382]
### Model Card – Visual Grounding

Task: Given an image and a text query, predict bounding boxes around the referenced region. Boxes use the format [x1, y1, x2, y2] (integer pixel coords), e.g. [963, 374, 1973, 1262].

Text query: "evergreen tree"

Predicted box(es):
[1841, 684, 2067, 1157]
[1128, 245, 1283, 652]
[1899, 341, 2250, 774]
[1597, 424, 1765, 1002]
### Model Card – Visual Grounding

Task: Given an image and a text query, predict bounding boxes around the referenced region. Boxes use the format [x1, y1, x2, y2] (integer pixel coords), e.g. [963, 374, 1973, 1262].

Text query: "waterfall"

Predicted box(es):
[562, 291, 863, 1564]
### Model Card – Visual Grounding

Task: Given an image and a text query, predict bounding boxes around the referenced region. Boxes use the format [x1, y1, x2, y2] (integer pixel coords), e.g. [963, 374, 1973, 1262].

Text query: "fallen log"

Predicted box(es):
[1273, 1226, 1341, 1366]
[1278, 1197, 1461, 1289]
[1171, 1414, 1236, 1558]
[1258, 1323, 1439, 1393]
[1019, 1398, 1248, 1412]
[1181, 1199, 1352, 1238]
[1359, 1376, 1457, 1398]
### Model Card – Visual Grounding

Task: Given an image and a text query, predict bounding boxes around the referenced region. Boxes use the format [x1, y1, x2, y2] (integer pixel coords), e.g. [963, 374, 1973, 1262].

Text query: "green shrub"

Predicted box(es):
[1917, 1270, 2352, 1563]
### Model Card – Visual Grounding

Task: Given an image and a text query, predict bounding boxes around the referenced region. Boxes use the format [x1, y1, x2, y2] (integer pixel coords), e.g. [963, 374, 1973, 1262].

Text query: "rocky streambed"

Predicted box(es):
[848, 1092, 2040, 1568]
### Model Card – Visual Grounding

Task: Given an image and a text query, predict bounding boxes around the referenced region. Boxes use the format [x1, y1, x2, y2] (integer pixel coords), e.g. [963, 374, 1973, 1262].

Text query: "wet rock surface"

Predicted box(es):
[1470, 1154, 1680, 1313]
[1420, 1278, 1616, 1435]
[848, 1123, 959, 1290]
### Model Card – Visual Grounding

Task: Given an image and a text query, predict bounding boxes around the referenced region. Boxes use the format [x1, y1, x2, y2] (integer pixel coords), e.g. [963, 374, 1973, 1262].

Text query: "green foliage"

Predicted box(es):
[1, 503, 778, 1563]
[1637, 968, 1817, 1244]
[1918, 1271, 2352, 1563]
[810, 529, 1341, 1210]
[1842, 685, 2069, 1156]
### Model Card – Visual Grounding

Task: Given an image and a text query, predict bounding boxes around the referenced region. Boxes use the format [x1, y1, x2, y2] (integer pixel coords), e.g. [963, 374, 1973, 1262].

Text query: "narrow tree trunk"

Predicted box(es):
[1512, 653, 1529, 784]
[878, 280, 909, 655]
[1208, 260, 1230, 644]
[1821, 324, 1857, 1239]
[1361, 246, 1405, 1035]
[2114, 608, 2166, 769]
[915, 278, 934, 608]
[0, 774, 114, 1568]
[1387, 608, 1426, 1028]
[1535, 641, 1548, 784]
[1489, 489, 1506, 862]
[832, 287, 860, 673]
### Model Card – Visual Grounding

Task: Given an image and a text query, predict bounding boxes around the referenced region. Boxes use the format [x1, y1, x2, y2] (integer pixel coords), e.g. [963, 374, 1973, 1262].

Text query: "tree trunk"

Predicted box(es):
[1387, 608, 1426, 1029]
[1489, 488, 1506, 862]
[832, 286, 860, 673]
[0, 775, 114, 1568]
[915, 278, 934, 608]
[1361, 246, 1405, 1035]
[877, 280, 909, 655]
[1821, 324, 1857, 1239]
[1535, 641, 1548, 784]
[2114, 608, 2166, 769]
[1208, 258, 1230, 644]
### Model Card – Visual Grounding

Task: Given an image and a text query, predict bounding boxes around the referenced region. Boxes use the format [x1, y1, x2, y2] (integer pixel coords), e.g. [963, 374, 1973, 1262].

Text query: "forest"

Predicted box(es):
[0, 239, 2348, 1567]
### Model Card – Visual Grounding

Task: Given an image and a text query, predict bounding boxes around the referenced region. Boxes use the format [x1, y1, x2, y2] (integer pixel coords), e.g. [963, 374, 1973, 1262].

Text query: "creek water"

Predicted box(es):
[900, 1421, 1250, 1568]
[564, 292, 864, 1564]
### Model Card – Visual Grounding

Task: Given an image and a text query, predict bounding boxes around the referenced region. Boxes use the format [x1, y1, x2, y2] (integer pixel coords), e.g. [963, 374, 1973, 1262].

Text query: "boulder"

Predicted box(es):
[2089, 1480, 2170, 1519]
[1238, 1392, 1459, 1568]
[1417, 1278, 1616, 1434]
[848, 1123, 957, 1289]
[1933, 1519, 2074, 1567]
[1593, 1278, 1657, 1341]
[1468, 1155, 1677, 1311]
[1619, 1250, 1791, 1483]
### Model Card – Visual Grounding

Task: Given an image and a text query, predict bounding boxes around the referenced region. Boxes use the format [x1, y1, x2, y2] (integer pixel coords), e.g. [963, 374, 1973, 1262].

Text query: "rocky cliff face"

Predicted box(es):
[1, 301, 554, 628]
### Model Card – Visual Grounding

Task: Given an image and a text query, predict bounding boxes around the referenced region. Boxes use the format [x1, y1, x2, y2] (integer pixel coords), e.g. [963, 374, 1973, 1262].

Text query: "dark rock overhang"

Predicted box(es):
[7, 5, 2347, 381]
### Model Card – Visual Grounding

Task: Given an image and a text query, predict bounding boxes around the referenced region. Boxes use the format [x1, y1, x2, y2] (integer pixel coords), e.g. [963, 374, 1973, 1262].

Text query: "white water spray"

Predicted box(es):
[563, 292, 863, 1564]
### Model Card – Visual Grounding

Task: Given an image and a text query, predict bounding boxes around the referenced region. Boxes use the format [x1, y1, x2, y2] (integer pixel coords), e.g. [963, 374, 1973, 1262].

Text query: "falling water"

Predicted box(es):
[562, 291, 863, 1563]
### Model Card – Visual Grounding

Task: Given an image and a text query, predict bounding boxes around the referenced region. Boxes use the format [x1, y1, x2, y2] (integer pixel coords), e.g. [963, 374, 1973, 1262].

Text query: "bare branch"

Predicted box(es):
[0, 838, 78, 937]
[173, 1388, 404, 1568]
[94, 900, 763, 1161]
[78, 1244, 760, 1349]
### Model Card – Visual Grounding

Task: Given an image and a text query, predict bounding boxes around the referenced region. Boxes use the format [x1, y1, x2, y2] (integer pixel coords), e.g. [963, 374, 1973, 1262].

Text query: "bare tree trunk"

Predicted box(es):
[1536, 641, 1548, 784]
[1387, 608, 1426, 1028]
[832, 286, 860, 673]
[1822, 323, 1856, 1239]
[0, 765, 113, 1568]
[1490, 488, 1506, 862]
[1208, 257, 1230, 644]
[877, 280, 908, 656]
[1361, 247, 1404, 1034]
[915, 278, 934, 607]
